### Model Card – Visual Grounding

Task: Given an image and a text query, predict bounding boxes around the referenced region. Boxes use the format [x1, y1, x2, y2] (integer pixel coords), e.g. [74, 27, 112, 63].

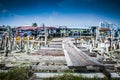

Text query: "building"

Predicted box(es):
[99, 21, 116, 37]
[99, 21, 111, 28]
[15, 26, 57, 38]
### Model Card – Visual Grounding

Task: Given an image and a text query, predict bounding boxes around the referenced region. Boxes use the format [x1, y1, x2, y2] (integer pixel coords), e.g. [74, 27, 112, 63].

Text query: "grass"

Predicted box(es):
[0, 67, 33, 80]
[44, 73, 108, 80]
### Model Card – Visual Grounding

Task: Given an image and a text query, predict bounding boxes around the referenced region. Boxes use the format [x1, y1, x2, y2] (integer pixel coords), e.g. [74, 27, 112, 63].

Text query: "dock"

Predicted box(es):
[63, 38, 102, 69]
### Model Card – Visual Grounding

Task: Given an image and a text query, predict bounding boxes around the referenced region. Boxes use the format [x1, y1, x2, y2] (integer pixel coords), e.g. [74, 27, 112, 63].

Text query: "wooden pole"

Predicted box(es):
[0, 37, 2, 49]
[9, 37, 12, 53]
[4, 35, 9, 57]
[27, 36, 30, 53]
[119, 41, 120, 49]
[13, 37, 16, 50]
[45, 27, 47, 45]
[20, 37, 23, 52]
[11, 31, 15, 52]
[0, 37, 4, 49]
[90, 44, 92, 53]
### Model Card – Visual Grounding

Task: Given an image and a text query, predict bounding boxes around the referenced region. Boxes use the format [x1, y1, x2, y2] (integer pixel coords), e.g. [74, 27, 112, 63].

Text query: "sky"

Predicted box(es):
[0, 0, 120, 27]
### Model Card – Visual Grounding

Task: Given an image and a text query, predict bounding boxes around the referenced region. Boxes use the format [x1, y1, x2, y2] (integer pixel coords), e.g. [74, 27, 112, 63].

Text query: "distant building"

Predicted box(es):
[69, 28, 91, 37]
[99, 21, 118, 37]
[99, 21, 111, 28]
[15, 26, 57, 37]
[59, 26, 68, 37]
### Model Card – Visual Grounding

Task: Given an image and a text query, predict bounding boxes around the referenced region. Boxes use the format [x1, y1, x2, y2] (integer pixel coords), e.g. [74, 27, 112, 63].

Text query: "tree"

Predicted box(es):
[32, 22, 37, 27]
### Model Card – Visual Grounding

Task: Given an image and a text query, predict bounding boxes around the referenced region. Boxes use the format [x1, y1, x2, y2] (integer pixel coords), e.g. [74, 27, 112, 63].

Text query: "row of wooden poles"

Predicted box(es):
[0, 35, 45, 57]
[75, 38, 120, 53]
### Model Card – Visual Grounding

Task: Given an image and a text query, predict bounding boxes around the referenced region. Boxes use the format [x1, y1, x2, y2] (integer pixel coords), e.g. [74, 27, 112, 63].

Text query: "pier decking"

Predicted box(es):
[63, 38, 102, 68]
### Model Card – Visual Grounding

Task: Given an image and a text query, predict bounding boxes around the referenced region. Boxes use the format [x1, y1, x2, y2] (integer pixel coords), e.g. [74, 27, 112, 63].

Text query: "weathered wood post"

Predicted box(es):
[119, 40, 120, 49]
[92, 38, 95, 48]
[39, 36, 42, 48]
[24, 36, 27, 53]
[0, 36, 4, 50]
[81, 39, 84, 46]
[110, 28, 113, 51]
[8, 38, 10, 52]
[96, 26, 99, 43]
[8, 36, 13, 53]
[13, 37, 16, 50]
[20, 36, 23, 52]
[105, 39, 110, 53]
[30, 40, 32, 51]
[45, 27, 47, 45]
[37, 36, 41, 49]
[30, 36, 34, 51]
[113, 42, 116, 50]
[0, 37, 2, 50]
[7, 26, 12, 53]
[11, 31, 15, 51]
[26, 36, 30, 53]
[89, 43, 92, 53]
[14, 37, 16, 50]
[75, 38, 77, 47]
[4, 32, 9, 57]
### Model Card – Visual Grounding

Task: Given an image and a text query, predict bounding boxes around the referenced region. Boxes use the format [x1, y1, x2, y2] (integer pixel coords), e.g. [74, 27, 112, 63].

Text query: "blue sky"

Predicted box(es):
[0, 0, 120, 27]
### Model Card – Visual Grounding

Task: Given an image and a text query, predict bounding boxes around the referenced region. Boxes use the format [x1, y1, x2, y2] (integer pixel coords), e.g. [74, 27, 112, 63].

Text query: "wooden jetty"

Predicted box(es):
[62, 38, 103, 70]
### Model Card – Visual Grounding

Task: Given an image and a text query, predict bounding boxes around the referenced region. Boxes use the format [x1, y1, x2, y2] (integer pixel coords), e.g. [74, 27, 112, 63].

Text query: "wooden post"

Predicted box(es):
[106, 46, 109, 53]
[45, 27, 47, 45]
[92, 38, 95, 48]
[0, 37, 4, 49]
[40, 37, 42, 48]
[90, 44, 92, 53]
[38, 37, 41, 49]
[75, 38, 77, 47]
[0, 37, 2, 49]
[7, 27, 12, 53]
[119, 41, 120, 49]
[105, 40, 110, 53]
[113, 43, 116, 50]
[20, 37, 23, 52]
[96, 26, 99, 42]
[12, 33, 15, 50]
[9, 37, 12, 53]
[30, 42, 33, 51]
[31, 37, 34, 51]
[26, 36, 30, 53]
[4, 36, 9, 57]
[13, 37, 16, 50]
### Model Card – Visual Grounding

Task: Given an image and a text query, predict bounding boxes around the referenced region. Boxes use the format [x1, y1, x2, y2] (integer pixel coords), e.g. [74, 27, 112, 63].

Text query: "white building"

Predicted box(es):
[99, 21, 112, 28]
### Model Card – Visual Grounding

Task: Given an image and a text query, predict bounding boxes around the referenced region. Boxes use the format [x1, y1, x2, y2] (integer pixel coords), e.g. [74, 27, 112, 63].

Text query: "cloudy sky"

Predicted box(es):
[0, 0, 120, 27]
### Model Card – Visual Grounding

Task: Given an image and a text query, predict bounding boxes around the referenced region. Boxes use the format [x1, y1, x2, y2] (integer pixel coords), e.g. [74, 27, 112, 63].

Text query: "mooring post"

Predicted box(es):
[89, 44, 92, 53]
[20, 37, 23, 52]
[8, 37, 12, 53]
[26, 36, 30, 53]
[119, 40, 120, 49]
[92, 38, 95, 48]
[45, 27, 47, 45]
[0, 37, 2, 49]
[105, 39, 110, 53]
[13, 37, 16, 50]
[4, 34, 9, 57]
[0, 36, 4, 49]
[113, 42, 116, 50]
[30, 36, 34, 51]
[11, 32, 15, 51]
